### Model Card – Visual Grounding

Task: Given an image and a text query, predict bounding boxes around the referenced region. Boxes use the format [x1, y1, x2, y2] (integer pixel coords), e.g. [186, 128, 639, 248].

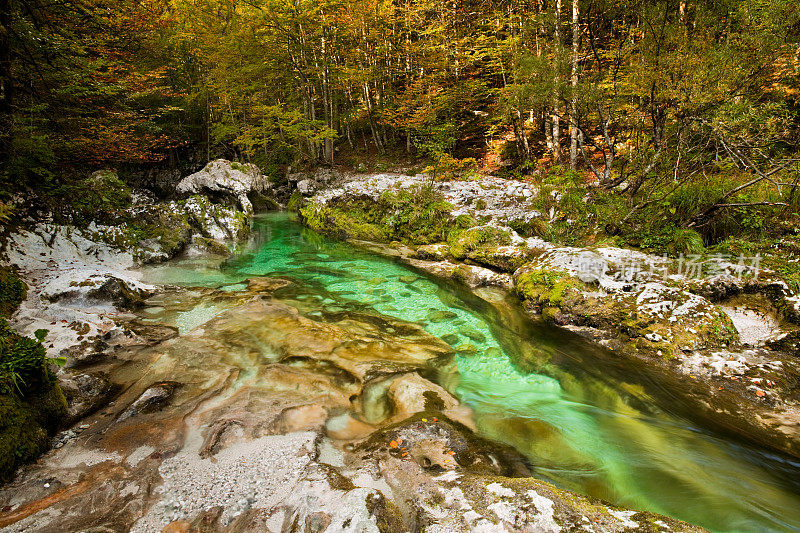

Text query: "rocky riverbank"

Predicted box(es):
[0, 162, 713, 531]
[0, 161, 265, 477]
[0, 281, 703, 532]
[296, 170, 800, 460]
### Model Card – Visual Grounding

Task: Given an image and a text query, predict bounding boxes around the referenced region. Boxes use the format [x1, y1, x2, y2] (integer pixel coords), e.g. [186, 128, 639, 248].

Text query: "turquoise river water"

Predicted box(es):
[143, 213, 800, 532]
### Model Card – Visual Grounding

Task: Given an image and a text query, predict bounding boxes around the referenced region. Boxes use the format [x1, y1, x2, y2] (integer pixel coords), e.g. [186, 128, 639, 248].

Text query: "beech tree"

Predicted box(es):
[0, 0, 797, 234]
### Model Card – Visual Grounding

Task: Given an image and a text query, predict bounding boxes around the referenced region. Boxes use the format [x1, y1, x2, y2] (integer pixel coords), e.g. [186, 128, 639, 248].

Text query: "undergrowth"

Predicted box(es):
[524, 167, 799, 261]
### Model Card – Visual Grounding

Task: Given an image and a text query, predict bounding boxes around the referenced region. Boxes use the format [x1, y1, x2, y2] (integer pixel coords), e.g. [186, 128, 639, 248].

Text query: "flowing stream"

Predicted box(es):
[142, 212, 800, 532]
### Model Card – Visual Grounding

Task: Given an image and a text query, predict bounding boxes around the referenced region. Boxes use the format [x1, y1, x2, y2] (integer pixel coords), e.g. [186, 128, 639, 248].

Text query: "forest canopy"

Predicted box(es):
[1, 0, 799, 247]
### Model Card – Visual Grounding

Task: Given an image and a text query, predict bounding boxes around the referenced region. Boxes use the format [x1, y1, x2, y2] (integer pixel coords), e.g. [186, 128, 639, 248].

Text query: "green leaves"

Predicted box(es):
[0, 320, 53, 398]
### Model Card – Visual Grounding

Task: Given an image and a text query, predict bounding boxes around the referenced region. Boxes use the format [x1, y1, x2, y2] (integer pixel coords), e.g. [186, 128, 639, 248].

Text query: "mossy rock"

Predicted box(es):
[194, 236, 232, 256]
[449, 225, 511, 258]
[299, 186, 466, 246]
[286, 190, 304, 212]
[448, 226, 531, 272]
[514, 267, 583, 308]
[300, 203, 389, 242]
[0, 385, 68, 483]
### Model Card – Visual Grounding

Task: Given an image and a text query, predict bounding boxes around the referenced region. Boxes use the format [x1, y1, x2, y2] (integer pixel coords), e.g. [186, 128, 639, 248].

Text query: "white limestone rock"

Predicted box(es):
[176, 159, 270, 215]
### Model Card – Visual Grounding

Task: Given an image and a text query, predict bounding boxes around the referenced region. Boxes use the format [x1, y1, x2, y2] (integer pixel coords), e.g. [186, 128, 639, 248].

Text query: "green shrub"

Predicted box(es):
[435, 155, 479, 180]
[0, 321, 57, 396]
[0, 201, 16, 227]
[639, 226, 705, 255]
[47, 170, 132, 226]
[0, 268, 27, 318]
[381, 185, 455, 243]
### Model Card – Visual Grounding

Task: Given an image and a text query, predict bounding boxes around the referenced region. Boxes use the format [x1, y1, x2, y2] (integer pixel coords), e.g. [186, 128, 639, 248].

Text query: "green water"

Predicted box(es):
[144, 213, 800, 532]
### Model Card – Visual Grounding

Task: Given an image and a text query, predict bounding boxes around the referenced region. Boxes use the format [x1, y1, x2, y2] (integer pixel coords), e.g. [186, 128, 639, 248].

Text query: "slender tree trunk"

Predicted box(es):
[552, 0, 562, 164]
[569, 0, 579, 170]
[545, 112, 553, 151]
[516, 109, 530, 158]
[0, 0, 12, 116]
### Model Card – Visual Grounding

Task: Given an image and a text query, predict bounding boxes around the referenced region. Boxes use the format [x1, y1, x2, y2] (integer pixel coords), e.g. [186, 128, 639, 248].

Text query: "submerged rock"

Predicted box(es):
[0, 279, 710, 533]
[386, 373, 459, 417]
[350, 414, 704, 532]
[117, 381, 178, 421]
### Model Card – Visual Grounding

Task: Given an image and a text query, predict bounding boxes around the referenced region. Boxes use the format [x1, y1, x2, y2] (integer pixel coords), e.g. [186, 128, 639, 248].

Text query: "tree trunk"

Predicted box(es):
[552, 0, 562, 164]
[569, 0, 580, 170]
[0, 0, 12, 116]
[516, 109, 530, 158]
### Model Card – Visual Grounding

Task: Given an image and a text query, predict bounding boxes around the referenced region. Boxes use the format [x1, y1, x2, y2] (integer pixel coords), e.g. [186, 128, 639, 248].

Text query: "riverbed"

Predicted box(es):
[135, 212, 800, 532]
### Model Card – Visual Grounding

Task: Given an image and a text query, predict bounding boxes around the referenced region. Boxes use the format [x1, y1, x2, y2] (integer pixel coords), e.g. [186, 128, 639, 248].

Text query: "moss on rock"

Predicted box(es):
[301, 202, 390, 242]
[514, 264, 739, 358]
[0, 321, 68, 483]
[514, 267, 583, 308]
[449, 225, 512, 258]
[446, 226, 530, 272]
[300, 186, 465, 245]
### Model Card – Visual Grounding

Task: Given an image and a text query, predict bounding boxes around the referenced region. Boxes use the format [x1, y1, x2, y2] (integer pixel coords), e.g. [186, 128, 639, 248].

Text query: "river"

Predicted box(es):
[136, 212, 800, 531]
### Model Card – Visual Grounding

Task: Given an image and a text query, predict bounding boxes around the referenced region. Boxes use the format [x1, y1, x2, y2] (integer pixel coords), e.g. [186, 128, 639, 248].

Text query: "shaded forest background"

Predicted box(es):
[1, 0, 800, 252]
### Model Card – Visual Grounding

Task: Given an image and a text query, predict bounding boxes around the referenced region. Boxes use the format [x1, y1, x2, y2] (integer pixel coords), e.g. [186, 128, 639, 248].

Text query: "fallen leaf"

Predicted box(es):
[389, 440, 398, 448]
[756, 389, 766, 397]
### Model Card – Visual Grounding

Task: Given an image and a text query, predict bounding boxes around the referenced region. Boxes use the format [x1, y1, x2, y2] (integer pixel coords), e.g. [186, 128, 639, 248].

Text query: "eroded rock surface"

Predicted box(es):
[176, 159, 271, 215]
[0, 281, 701, 532]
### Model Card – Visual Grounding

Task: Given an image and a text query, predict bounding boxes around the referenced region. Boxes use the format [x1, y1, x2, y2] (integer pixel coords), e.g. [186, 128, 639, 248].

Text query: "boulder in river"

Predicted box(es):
[176, 159, 271, 215]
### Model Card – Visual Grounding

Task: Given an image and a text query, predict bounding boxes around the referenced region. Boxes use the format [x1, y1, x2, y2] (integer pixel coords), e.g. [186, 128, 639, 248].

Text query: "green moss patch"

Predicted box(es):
[514, 268, 582, 308]
[448, 226, 530, 272]
[300, 185, 467, 245]
[0, 386, 67, 483]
